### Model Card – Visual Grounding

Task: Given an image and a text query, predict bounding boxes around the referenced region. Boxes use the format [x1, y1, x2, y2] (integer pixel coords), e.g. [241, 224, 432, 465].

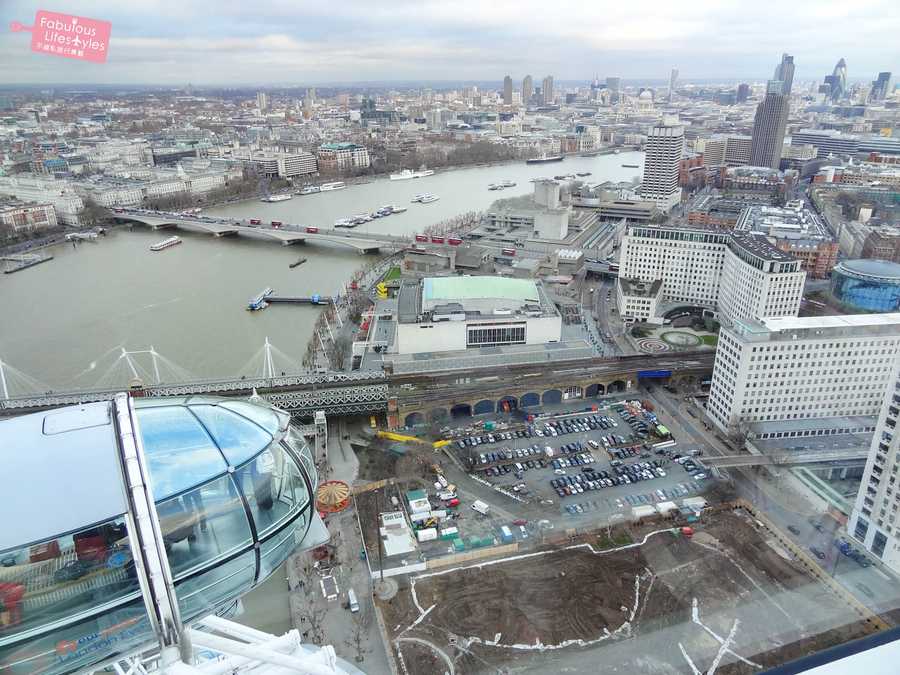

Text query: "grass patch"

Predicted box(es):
[383, 266, 402, 282]
[596, 531, 632, 549]
[701, 335, 719, 346]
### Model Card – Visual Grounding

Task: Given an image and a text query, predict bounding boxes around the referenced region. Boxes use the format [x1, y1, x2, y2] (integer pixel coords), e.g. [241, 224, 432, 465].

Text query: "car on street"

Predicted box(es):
[810, 546, 826, 560]
[787, 525, 801, 535]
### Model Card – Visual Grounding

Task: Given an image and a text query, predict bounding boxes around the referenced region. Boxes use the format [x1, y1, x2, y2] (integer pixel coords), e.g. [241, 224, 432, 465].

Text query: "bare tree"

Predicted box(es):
[344, 609, 372, 663]
[292, 557, 329, 644]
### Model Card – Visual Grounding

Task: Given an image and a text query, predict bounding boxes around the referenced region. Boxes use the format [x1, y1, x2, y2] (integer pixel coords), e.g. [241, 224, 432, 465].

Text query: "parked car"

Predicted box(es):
[809, 546, 826, 560]
[787, 525, 801, 535]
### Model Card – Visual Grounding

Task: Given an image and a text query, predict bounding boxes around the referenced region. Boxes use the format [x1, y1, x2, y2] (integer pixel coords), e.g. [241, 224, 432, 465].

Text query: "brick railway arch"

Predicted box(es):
[404, 412, 425, 428]
[497, 396, 518, 413]
[542, 389, 563, 405]
[473, 399, 495, 415]
[584, 383, 606, 397]
[608, 380, 627, 393]
[450, 403, 473, 419]
[520, 392, 540, 408]
[428, 408, 449, 424]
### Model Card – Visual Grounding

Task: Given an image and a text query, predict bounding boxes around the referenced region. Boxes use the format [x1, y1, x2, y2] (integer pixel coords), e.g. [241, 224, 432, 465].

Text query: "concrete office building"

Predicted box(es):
[849, 356, 900, 571]
[277, 151, 317, 178]
[701, 135, 752, 168]
[522, 75, 533, 103]
[707, 314, 900, 432]
[542, 75, 554, 104]
[618, 224, 804, 323]
[641, 122, 684, 212]
[256, 91, 268, 112]
[503, 75, 513, 105]
[394, 276, 562, 355]
[750, 82, 790, 170]
[717, 233, 805, 325]
[619, 224, 729, 312]
[485, 180, 570, 240]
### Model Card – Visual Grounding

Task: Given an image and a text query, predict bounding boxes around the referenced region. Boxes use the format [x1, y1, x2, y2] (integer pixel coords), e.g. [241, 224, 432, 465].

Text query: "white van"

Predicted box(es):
[347, 588, 359, 613]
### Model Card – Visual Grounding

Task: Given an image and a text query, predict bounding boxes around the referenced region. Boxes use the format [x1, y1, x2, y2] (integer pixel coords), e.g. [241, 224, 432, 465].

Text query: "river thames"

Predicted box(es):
[0, 151, 642, 393]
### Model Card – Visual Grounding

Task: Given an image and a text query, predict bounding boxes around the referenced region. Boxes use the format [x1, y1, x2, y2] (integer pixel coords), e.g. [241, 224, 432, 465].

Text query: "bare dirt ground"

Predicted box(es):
[379, 509, 877, 674]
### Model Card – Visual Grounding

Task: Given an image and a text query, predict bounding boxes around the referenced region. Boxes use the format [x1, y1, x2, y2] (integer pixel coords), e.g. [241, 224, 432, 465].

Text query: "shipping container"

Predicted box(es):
[499, 526, 514, 544]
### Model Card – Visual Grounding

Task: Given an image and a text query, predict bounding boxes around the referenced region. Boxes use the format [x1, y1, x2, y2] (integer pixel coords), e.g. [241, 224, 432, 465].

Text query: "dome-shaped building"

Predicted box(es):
[0, 395, 328, 675]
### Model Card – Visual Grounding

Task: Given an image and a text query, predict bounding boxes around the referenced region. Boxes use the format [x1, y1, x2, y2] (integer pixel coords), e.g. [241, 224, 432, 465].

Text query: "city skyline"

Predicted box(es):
[0, 0, 898, 85]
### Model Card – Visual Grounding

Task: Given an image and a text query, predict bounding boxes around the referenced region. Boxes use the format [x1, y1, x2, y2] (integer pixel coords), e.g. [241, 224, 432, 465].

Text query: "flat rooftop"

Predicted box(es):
[730, 312, 900, 341]
[422, 276, 541, 306]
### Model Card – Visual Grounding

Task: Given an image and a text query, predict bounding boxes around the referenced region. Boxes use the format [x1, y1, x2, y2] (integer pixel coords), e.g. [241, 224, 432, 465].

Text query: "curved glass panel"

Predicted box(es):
[233, 443, 310, 538]
[831, 272, 900, 312]
[157, 475, 253, 579]
[286, 427, 318, 490]
[190, 405, 273, 466]
[0, 516, 138, 648]
[259, 515, 307, 580]
[136, 406, 226, 499]
[219, 401, 283, 436]
[0, 596, 151, 675]
[175, 552, 256, 623]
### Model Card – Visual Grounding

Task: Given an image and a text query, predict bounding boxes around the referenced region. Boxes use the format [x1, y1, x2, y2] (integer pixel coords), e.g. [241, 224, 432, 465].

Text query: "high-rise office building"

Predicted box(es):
[522, 75, 533, 103]
[749, 82, 789, 170]
[668, 69, 678, 102]
[773, 53, 795, 95]
[503, 75, 513, 105]
[707, 314, 900, 432]
[606, 77, 621, 103]
[736, 83, 750, 103]
[870, 72, 893, 102]
[542, 75, 554, 104]
[640, 122, 684, 212]
[821, 58, 848, 101]
[256, 91, 268, 112]
[850, 353, 900, 571]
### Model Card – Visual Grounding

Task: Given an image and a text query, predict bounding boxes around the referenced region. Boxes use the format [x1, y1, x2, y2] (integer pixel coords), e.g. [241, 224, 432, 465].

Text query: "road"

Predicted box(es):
[648, 385, 900, 616]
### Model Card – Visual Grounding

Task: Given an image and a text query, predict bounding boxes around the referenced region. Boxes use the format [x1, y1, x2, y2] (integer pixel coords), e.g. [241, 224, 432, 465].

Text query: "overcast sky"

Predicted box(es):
[1, 0, 898, 86]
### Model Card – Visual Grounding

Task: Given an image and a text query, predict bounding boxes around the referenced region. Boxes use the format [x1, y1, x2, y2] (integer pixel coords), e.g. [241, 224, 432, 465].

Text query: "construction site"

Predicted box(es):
[379, 507, 880, 674]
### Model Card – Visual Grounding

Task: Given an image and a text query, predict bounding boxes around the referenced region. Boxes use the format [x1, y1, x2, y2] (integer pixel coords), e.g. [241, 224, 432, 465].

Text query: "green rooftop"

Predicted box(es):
[423, 277, 539, 304]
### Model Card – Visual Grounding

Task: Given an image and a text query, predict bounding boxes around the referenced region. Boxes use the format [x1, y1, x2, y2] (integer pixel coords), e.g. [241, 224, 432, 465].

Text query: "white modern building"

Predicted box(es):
[618, 224, 727, 311]
[394, 276, 562, 354]
[849, 357, 900, 572]
[277, 151, 317, 178]
[707, 314, 900, 432]
[640, 122, 684, 212]
[717, 233, 805, 325]
[618, 224, 805, 324]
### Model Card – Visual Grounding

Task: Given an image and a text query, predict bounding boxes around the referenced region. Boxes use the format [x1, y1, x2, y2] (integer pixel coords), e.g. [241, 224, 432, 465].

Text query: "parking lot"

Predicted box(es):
[447, 402, 711, 527]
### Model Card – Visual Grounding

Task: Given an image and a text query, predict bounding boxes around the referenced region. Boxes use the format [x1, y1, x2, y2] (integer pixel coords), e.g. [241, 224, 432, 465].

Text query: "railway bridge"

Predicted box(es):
[0, 352, 716, 427]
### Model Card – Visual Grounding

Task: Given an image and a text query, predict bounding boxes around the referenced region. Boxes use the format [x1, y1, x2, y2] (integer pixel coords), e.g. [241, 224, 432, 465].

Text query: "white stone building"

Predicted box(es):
[707, 314, 900, 432]
[0, 176, 83, 225]
[717, 233, 805, 325]
[617, 224, 805, 324]
[849, 356, 900, 572]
